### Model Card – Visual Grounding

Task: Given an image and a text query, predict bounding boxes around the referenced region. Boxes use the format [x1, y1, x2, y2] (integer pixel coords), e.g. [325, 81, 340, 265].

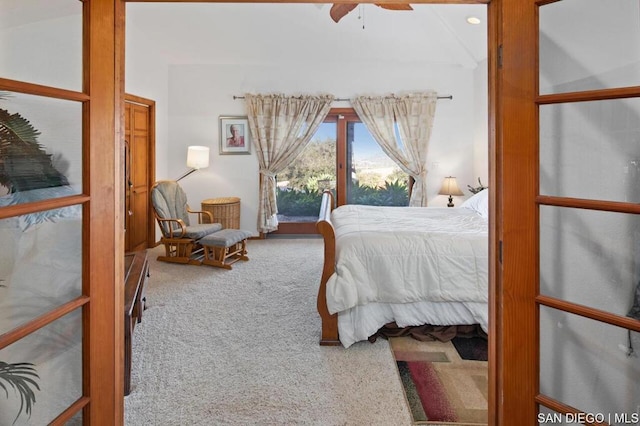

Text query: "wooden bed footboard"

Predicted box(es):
[316, 190, 340, 346]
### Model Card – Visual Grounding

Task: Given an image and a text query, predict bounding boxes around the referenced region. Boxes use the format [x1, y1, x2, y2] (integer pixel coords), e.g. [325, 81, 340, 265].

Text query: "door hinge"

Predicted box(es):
[499, 240, 503, 264]
[498, 45, 503, 69]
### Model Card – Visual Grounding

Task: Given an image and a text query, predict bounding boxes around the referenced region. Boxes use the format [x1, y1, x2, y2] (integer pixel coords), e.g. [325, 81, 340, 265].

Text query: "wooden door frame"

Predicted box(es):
[88, 0, 126, 423]
[486, 1, 500, 424]
[124, 93, 157, 250]
[493, 0, 538, 423]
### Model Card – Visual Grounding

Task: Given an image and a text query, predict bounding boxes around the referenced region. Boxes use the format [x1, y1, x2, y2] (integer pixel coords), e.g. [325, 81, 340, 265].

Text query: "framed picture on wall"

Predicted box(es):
[219, 116, 251, 155]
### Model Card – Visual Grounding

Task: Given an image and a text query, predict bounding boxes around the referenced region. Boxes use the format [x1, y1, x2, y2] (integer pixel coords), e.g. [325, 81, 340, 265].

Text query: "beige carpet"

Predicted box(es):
[124, 238, 412, 425]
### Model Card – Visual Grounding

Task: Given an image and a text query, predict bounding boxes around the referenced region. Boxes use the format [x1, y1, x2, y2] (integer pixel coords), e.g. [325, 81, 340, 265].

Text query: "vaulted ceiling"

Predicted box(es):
[0, 1, 488, 70]
[126, 3, 488, 69]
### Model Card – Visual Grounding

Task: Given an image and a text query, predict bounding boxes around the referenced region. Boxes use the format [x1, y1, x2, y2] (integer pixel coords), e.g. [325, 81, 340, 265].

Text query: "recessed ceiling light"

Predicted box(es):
[466, 16, 481, 25]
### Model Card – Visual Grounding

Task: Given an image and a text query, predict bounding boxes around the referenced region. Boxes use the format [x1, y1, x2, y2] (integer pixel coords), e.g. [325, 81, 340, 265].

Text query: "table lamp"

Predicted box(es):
[439, 176, 464, 207]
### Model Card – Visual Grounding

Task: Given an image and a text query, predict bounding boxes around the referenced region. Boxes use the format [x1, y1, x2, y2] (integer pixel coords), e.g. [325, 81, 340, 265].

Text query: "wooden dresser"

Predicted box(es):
[124, 250, 149, 395]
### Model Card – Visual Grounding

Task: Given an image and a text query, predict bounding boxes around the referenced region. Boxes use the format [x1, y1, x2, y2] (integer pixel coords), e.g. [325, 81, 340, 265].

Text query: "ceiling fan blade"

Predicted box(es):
[330, 3, 358, 23]
[375, 4, 413, 11]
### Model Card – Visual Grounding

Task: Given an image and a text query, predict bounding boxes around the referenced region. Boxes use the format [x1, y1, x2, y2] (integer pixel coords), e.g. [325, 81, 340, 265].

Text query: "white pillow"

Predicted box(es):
[460, 189, 489, 219]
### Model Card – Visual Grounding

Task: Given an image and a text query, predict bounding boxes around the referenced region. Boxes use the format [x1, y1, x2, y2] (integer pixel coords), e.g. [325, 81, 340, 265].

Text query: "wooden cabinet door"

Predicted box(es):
[124, 99, 154, 252]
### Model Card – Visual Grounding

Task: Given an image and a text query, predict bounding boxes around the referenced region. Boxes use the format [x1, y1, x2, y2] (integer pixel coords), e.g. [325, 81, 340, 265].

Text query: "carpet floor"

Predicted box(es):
[391, 336, 488, 426]
[124, 239, 413, 425]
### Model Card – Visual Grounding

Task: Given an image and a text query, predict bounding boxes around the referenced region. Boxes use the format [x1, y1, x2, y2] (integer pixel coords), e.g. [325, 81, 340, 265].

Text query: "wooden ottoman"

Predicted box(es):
[200, 229, 252, 270]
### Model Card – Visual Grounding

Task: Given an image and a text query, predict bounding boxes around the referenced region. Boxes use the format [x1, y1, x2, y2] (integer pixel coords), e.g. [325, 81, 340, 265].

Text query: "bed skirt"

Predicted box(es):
[368, 323, 486, 344]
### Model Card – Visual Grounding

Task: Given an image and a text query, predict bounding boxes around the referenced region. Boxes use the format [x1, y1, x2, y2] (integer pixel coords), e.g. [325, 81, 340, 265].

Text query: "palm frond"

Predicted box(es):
[0, 378, 9, 398]
[0, 109, 42, 148]
[0, 100, 69, 192]
[0, 361, 40, 424]
[467, 177, 488, 194]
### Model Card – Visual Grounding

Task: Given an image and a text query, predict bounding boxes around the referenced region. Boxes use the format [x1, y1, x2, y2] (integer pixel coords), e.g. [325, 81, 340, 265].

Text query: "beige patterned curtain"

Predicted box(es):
[352, 92, 438, 207]
[245, 93, 334, 233]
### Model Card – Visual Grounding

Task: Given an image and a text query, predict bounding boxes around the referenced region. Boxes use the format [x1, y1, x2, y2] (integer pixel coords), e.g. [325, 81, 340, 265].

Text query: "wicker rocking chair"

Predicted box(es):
[151, 180, 222, 265]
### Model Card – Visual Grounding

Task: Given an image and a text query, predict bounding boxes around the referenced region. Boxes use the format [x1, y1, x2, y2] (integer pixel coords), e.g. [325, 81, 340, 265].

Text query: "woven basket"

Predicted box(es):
[201, 197, 240, 229]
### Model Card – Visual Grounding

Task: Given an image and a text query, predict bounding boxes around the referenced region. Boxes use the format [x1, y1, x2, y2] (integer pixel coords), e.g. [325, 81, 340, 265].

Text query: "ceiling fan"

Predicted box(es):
[329, 3, 413, 23]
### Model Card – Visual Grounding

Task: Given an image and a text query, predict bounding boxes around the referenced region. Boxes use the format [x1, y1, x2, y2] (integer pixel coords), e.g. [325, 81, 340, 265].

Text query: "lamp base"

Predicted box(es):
[447, 195, 454, 208]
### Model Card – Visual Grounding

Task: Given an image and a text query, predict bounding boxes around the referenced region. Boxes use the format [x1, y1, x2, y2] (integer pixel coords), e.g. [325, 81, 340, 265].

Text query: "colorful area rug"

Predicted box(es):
[391, 336, 488, 425]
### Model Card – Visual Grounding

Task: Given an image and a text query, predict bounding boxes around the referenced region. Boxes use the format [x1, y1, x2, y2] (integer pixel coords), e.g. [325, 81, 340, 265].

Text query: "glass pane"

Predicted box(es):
[540, 206, 640, 317]
[276, 122, 337, 223]
[0, 0, 82, 91]
[0, 92, 83, 198]
[539, 98, 640, 203]
[0, 309, 83, 426]
[0, 206, 82, 335]
[67, 410, 83, 425]
[539, 0, 640, 95]
[347, 122, 408, 206]
[539, 307, 640, 422]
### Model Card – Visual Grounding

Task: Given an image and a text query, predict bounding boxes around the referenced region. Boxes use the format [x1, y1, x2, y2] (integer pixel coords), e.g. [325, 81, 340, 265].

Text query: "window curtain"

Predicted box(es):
[352, 91, 438, 207]
[245, 93, 334, 233]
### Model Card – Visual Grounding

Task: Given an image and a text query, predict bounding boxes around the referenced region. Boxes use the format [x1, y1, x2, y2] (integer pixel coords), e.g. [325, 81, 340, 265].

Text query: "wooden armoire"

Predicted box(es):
[124, 94, 155, 252]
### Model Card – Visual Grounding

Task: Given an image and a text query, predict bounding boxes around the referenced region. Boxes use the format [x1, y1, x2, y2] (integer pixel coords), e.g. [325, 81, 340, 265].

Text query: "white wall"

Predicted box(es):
[125, 24, 170, 181]
[0, 5, 490, 236]
[164, 62, 483, 234]
[122, 3, 490, 236]
[473, 58, 489, 186]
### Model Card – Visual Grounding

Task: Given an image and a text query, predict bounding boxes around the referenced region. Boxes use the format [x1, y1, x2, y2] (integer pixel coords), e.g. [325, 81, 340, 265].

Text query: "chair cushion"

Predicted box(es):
[200, 229, 253, 247]
[151, 181, 191, 226]
[185, 223, 223, 240]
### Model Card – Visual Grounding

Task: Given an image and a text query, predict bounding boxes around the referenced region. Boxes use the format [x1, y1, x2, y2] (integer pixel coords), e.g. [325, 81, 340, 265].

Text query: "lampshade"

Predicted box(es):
[438, 176, 464, 196]
[186, 145, 210, 169]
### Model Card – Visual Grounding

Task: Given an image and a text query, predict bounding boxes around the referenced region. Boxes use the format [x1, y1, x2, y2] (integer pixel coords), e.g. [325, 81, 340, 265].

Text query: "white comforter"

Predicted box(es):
[326, 205, 488, 315]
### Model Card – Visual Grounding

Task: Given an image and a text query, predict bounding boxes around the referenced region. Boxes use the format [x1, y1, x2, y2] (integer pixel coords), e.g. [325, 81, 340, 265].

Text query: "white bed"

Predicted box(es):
[316, 189, 489, 348]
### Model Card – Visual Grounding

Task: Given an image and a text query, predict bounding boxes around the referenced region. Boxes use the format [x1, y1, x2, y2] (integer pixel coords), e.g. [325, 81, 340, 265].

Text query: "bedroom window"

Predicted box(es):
[275, 121, 337, 225]
[344, 120, 409, 206]
[274, 108, 408, 234]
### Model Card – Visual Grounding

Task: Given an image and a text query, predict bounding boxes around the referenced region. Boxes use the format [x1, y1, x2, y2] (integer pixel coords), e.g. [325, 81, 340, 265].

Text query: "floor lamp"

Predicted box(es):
[176, 146, 210, 181]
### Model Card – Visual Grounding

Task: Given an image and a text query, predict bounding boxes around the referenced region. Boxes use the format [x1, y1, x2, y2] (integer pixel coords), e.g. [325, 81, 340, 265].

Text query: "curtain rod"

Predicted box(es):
[232, 95, 453, 101]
